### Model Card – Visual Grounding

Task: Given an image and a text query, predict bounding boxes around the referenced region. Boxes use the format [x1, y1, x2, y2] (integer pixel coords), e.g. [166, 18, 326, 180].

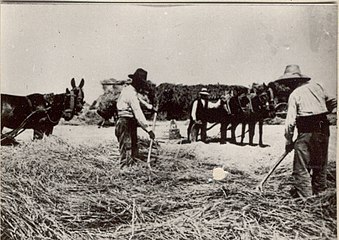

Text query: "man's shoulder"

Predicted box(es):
[290, 81, 323, 98]
[297, 81, 323, 92]
[121, 84, 136, 94]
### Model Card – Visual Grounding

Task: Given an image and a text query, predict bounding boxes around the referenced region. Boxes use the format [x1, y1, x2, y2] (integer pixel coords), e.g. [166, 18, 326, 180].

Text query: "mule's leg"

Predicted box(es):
[220, 122, 227, 144]
[230, 121, 237, 144]
[248, 122, 256, 146]
[1, 127, 19, 146]
[45, 126, 54, 136]
[33, 129, 44, 140]
[258, 120, 264, 146]
[241, 122, 246, 144]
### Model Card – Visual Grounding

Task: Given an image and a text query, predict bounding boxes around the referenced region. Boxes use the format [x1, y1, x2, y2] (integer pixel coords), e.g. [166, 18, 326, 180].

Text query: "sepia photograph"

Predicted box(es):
[1, 2, 337, 239]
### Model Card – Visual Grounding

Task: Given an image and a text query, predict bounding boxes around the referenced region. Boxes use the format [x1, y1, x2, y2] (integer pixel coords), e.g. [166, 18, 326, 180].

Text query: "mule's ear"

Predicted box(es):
[66, 88, 70, 93]
[263, 83, 267, 88]
[79, 78, 85, 88]
[71, 78, 76, 88]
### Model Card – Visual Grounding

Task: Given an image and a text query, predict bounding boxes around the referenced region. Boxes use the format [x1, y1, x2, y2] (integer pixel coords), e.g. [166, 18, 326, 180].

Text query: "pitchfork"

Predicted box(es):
[255, 151, 291, 192]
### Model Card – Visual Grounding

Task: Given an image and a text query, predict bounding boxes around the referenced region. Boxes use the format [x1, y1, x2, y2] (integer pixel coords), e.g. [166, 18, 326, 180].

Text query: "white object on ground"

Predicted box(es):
[212, 167, 229, 181]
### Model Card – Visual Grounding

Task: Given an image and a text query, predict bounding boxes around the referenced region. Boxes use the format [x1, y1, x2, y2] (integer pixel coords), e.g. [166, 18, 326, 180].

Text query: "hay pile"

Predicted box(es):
[1, 137, 336, 239]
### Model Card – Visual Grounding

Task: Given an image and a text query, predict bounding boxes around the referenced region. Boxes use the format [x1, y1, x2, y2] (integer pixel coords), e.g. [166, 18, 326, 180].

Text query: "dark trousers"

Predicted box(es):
[115, 117, 138, 166]
[187, 119, 207, 142]
[293, 131, 329, 197]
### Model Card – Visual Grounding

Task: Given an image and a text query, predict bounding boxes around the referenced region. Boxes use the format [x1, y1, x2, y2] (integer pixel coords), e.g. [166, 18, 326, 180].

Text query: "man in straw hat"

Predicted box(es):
[115, 68, 156, 167]
[281, 64, 336, 198]
[188, 87, 221, 143]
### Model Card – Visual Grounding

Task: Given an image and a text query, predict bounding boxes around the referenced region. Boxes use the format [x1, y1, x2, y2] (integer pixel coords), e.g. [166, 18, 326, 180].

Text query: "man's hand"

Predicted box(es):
[148, 130, 155, 140]
[195, 120, 203, 125]
[152, 105, 158, 113]
[285, 142, 294, 153]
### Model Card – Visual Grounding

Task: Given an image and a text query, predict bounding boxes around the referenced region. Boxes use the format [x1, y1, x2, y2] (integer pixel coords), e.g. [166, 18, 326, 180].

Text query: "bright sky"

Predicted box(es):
[1, 3, 337, 103]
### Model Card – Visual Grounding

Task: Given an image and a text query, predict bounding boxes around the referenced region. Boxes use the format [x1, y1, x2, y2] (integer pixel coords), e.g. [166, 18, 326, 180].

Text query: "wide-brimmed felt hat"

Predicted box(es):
[199, 87, 210, 96]
[276, 65, 311, 83]
[128, 68, 148, 83]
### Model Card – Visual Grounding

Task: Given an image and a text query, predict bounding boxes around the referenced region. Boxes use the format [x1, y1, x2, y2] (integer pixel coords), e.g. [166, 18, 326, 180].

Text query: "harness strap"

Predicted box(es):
[247, 96, 254, 112]
[63, 91, 76, 115]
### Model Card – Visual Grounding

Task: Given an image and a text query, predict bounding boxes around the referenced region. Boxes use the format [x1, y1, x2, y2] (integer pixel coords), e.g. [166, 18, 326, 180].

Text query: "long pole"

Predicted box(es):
[256, 151, 290, 192]
[147, 107, 158, 170]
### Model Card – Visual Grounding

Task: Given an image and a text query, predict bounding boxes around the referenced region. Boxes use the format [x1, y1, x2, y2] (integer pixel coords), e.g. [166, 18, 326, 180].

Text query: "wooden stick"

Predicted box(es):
[147, 106, 158, 170]
[256, 151, 290, 192]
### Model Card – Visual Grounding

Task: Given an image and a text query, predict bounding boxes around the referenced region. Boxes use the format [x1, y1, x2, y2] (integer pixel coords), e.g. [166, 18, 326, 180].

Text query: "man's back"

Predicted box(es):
[289, 82, 328, 117]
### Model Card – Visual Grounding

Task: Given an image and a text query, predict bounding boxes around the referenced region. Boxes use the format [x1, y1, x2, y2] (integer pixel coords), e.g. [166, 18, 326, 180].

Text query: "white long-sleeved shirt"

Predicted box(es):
[191, 98, 222, 120]
[117, 85, 150, 132]
[137, 93, 153, 110]
[285, 81, 337, 144]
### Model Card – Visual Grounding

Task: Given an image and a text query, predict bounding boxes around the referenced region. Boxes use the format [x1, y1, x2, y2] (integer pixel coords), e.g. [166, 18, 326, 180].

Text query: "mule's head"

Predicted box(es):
[251, 83, 275, 118]
[62, 88, 76, 121]
[61, 78, 85, 121]
[70, 78, 85, 115]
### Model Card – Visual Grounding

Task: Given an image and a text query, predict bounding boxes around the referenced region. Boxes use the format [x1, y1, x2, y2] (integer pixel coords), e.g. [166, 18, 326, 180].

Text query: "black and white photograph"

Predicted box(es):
[1, 2, 337, 239]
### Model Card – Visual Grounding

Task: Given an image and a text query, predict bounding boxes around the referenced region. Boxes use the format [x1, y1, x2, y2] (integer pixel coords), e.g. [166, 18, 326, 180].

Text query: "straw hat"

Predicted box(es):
[276, 65, 311, 82]
[199, 87, 210, 96]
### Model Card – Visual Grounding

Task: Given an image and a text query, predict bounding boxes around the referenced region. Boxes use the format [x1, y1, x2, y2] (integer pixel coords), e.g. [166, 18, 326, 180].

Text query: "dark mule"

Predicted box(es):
[239, 83, 275, 146]
[219, 93, 244, 144]
[1, 79, 85, 144]
[32, 78, 85, 138]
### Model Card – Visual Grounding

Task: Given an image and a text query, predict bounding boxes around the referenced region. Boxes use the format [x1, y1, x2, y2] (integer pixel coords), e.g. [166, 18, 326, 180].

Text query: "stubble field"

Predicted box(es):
[1, 122, 337, 239]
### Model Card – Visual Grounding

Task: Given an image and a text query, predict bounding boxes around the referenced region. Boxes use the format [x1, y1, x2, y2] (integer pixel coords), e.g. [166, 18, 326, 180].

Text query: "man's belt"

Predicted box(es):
[296, 113, 329, 134]
[117, 110, 133, 118]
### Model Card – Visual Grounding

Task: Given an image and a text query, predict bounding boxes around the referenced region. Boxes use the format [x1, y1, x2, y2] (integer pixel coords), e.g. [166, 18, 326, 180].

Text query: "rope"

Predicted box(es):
[45, 111, 60, 124]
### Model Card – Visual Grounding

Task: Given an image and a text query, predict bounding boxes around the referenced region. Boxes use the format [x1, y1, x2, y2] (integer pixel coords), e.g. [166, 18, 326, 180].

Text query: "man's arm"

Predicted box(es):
[137, 94, 154, 110]
[191, 100, 198, 120]
[129, 93, 151, 133]
[324, 91, 337, 113]
[284, 94, 297, 146]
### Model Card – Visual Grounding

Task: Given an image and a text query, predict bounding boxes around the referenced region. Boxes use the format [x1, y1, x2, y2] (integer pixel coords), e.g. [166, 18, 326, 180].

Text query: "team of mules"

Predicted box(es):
[2, 79, 275, 147]
[188, 83, 276, 146]
[1, 78, 85, 145]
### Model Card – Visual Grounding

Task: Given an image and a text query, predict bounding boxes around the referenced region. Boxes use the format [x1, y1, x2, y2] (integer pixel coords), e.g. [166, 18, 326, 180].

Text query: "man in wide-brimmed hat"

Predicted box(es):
[281, 64, 336, 198]
[187, 87, 221, 143]
[115, 68, 156, 167]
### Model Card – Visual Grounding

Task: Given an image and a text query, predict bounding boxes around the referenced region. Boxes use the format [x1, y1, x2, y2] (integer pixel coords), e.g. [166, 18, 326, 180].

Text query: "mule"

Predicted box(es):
[32, 78, 85, 138]
[1, 78, 85, 143]
[219, 94, 244, 144]
[239, 84, 275, 146]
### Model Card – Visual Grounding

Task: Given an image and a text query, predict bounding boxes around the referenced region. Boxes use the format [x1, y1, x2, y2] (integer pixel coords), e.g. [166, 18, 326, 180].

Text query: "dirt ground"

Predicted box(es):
[7, 121, 337, 176]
